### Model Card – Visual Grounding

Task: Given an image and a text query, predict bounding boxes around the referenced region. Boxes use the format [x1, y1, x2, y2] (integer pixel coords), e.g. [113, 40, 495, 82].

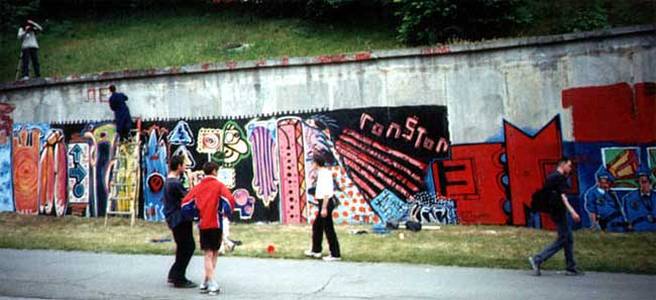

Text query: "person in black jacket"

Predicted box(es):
[164, 155, 197, 288]
[108, 85, 132, 142]
[528, 157, 584, 276]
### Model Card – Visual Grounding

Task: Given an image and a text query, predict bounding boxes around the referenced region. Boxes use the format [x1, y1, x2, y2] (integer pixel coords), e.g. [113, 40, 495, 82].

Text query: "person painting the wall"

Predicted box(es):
[163, 155, 197, 288]
[622, 166, 656, 232]
[181, 162, 235, 295]
[108, 85, 132, 143]
[584, 167, 628, 232]
[17, 19, 43, 80]
[304, 149, 341, 262]
[528, 157, 584, 276]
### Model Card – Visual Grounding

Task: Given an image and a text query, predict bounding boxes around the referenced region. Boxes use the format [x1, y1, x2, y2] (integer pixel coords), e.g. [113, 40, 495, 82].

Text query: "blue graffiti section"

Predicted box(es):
[143, 129, 168, 222]
[0, 142, 13, 212]
[370, 189, 408, 223]
[409, 191, 458, 224]
[67, 144, 87, 199]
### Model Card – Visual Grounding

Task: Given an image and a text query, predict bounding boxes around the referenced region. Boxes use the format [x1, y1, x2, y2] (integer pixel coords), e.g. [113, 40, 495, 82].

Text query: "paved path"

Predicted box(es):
[0, 249, 653, 300]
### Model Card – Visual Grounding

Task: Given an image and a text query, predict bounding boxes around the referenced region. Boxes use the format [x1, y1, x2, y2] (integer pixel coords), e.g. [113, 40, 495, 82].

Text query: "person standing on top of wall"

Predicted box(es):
[163, 155, 197, 289]
[528, 157, 584, 276]
[622, 166, 656, 232]
[584, 167, 628, 232]
[181, 162, 235, 295]
[17, 19, 43, 80]
[108, 85, 132, 142]
[304, 149, 341, 262]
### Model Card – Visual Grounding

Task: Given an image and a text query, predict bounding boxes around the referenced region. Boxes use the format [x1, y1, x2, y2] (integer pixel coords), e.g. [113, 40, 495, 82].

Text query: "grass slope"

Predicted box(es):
[1, 213, 654, 274]
[0, 10, 400, 82]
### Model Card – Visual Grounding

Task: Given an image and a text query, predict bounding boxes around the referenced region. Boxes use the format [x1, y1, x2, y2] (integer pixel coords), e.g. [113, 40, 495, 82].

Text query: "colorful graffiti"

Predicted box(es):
[12, 124, 48, 215]
[143, 126, 168, 222]
[38, 129, 68, 216]
[0, 85, 653, 232]
[0, 103, 15, 212]
[247, 121, 279, 208]
[67, 140, 90, 216]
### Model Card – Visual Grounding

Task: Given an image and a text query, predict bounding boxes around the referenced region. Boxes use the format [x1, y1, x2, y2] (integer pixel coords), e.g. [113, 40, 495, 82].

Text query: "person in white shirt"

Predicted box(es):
[17, 19, 43, 80]
[304, 150, 341, 261]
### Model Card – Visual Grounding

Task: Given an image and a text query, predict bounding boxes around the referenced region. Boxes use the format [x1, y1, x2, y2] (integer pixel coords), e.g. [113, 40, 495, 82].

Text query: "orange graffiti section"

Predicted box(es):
[13, 128, 41, 215]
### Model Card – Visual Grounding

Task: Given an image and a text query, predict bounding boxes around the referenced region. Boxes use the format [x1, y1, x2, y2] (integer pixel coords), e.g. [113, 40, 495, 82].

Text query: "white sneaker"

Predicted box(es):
[207, 281, 221, 295]
[322, 256, 341, 262]
[304, 250, 322, 259]
[199, 280, 208, 293]
[21, 76, 29, 81]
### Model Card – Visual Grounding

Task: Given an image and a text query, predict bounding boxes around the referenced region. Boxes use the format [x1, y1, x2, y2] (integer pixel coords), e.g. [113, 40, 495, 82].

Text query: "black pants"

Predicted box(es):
[534, 211, 576, 271]
[168, 221, 195, 282]
[311, 200, 341, 257]
[21, 48, 40, 78]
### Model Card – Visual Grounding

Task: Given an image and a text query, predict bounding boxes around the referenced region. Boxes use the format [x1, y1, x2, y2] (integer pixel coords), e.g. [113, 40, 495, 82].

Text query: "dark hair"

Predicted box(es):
[558, 157, 573, 165]
[169, 155, 184, 171]
[313, 149, 335, 167]
[203, 161, 219, 175]
[109, 85, 116, 93]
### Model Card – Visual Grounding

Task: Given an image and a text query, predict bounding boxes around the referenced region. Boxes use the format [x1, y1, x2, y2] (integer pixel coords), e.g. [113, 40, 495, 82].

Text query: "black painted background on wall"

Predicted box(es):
[53, 105, 449, 222]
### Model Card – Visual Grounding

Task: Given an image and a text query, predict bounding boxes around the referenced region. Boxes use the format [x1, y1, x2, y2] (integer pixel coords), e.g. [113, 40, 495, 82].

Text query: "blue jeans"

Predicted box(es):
[534, 211, 577, 271]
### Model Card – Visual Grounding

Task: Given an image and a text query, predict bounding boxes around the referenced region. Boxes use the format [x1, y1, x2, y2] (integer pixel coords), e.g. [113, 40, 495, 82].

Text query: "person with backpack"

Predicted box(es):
[304, 149, 341, 261]
[528, 157, 584, 276]
[181, 162, 235, 295]
[163, 155, 196, 288]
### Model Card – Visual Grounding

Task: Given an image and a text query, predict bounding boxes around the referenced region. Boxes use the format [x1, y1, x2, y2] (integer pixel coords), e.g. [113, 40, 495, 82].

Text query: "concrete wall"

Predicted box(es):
[1, 26, 654, 230]
[2, 26, 654, 144]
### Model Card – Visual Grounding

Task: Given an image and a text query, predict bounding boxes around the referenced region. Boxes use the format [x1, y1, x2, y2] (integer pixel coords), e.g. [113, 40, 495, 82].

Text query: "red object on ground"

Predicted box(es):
[267, 244, 276, 255]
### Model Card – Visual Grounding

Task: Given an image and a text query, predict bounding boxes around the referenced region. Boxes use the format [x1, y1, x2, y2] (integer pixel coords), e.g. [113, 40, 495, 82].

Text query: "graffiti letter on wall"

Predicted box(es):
[13, 125, 47, 215]
[232, 188, 255, 220]
[38, 129, 68, 216]
[247, 121, 279, 207]
[67, 142, 90, 216]
[277, 118, 308, 224]
[143, 127, 168, 222]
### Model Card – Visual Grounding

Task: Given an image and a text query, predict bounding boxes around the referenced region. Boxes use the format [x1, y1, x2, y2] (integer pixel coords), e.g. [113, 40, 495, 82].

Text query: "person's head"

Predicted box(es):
[203, 161, 219, 176]
[556, 157, 574, 175]
[638, 175, 652, 193]
[312, 148, 335, 168]
[598, 177, 612, 190]
[169, 155, 185, 174]
[108, 85, 116, 93]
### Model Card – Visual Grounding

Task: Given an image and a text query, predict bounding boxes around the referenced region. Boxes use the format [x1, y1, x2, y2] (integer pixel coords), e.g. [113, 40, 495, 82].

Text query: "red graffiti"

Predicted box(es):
[277, 118, 307, 224]
[431, 143, 508, 225]
[314, 54, 347, 64]
[0, 103, 15, 144]
[562, 82, 656, 144]
[421, 45, 450, 55]
[355, 51, 372, 61]
[86, 87, 110, 103]
[13, 127, 42, 215]
[505, 117, 562, 227]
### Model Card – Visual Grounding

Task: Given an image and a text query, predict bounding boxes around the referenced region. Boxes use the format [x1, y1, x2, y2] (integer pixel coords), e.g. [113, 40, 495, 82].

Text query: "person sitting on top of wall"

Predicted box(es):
[108, 85, 132, 143]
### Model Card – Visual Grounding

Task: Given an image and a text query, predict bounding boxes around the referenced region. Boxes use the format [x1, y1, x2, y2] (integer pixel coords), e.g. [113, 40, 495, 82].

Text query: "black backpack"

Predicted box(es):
[531, 188, 554, 213]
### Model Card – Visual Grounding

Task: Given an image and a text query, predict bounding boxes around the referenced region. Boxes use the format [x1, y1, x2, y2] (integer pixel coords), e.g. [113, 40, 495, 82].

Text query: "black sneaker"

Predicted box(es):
[565, 269, 585, 276]
[173, 279, 198, 288]
[528, 256, 541, 276]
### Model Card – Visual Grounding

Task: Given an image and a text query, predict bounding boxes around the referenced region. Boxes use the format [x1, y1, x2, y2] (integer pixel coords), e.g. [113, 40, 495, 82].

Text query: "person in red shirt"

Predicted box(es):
[181, 162, 234, 295]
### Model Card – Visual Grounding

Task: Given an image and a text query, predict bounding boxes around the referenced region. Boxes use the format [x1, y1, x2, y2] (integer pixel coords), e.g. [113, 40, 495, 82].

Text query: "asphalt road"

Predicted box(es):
[0, 249, 653, 300]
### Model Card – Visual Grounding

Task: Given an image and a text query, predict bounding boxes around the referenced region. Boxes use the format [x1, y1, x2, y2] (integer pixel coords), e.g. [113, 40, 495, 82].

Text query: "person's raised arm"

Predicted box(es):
[27, 20, 42, 31]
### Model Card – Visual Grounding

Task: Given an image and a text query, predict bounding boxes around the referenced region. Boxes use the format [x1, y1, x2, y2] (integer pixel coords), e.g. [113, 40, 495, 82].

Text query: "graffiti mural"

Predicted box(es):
[12, 124, 48, 215]
[1, 90, 652, 233]
[38, 129, 68, 216]
[277, 117, 307, 224]
[246, 121, 279, 208]
[0, 103, 15, 212]
[67, 140, 90, 216]
[84, 123, 117, 217]
[143, 127, 168, 222]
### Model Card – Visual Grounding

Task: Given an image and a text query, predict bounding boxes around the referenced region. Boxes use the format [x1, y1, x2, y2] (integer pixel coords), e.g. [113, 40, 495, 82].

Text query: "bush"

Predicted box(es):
[394, 0, 529, 46]
[0, 0, 40, 35]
